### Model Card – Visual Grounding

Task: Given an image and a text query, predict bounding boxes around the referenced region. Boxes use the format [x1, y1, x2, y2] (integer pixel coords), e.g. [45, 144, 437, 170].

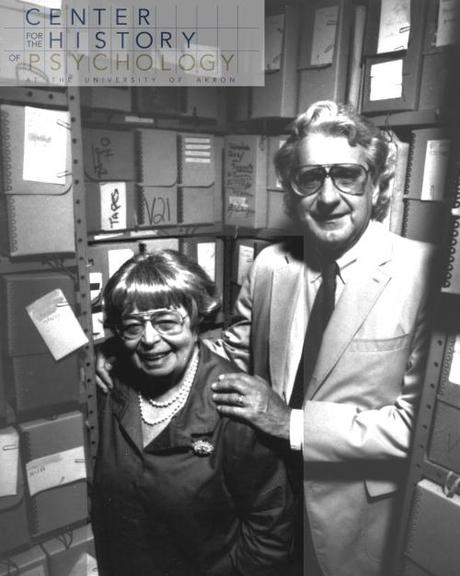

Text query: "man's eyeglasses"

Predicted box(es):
[118, 309, 188, 341]
[290, 163, 370, 197]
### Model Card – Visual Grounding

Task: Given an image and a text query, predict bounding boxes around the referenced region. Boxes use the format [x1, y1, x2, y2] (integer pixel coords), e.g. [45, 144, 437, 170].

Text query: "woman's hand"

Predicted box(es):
[212, 373, 291, 441]
[95, 338, 119, 393]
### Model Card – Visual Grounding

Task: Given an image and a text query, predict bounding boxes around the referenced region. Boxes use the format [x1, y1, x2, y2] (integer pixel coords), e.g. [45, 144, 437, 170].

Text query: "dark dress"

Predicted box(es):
[91, 343, 293, 576]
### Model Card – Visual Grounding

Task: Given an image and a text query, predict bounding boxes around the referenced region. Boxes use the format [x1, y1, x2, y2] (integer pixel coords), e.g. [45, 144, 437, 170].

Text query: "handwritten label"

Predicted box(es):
[91, 136, 114, 179]
[100, 182, 127, 230]
[226, 145, 253, 188]
[0, 427, 19, 497]
[225, 140, 255, 220]
[26, 289, 89, 361]
[26, 445, 86, 497]
[23, 107, 68, 184]
[142, 193, 172, 225]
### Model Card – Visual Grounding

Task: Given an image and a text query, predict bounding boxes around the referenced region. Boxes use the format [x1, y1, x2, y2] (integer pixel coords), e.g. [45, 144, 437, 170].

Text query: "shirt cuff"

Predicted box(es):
[289, 409, 304, 451]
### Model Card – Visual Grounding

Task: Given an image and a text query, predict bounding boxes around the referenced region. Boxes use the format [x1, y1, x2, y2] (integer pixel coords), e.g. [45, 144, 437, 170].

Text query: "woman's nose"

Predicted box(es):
[140, 321, 161, 345]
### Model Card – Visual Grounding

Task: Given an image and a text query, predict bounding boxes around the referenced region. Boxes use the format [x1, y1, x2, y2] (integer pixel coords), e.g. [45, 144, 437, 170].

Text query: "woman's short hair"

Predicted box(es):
[274, 100, 394, 222]
[103, 249, 221, 332]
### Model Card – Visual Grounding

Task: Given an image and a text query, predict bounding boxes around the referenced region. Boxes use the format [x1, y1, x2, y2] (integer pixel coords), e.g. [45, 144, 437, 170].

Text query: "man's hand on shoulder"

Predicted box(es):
[211, 373, 291, 441]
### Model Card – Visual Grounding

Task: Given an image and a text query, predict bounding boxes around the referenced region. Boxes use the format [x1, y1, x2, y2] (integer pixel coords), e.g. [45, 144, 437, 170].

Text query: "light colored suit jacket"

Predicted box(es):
[218, 222, 435, 576]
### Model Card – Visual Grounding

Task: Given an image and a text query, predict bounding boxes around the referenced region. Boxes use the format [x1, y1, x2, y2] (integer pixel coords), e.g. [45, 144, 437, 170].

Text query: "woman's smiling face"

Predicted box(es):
[120, 305, 198, 385]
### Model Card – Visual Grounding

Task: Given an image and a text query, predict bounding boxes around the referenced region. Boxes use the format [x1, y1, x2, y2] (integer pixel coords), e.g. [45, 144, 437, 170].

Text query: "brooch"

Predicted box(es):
[192, 439, 214, 456]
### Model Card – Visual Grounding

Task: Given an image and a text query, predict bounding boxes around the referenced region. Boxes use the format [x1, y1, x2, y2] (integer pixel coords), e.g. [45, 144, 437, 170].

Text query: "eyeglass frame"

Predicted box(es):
[116, 308, 189, 341]
[289, 163, 371, 198]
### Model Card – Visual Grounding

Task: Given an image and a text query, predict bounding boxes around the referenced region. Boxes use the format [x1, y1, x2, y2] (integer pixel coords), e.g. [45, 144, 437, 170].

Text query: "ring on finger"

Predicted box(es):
[237, 394, 244, 407]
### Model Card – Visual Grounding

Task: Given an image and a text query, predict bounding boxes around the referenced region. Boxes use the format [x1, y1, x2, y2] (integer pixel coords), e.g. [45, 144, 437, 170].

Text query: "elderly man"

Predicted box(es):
[210, 101, 435, 576]
[96, 101, 435, 576]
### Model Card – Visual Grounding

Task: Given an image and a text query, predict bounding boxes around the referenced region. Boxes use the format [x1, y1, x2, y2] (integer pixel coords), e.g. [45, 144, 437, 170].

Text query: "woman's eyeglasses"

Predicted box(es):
[118, 309, 188, 341]
[290, 163, 370, 197]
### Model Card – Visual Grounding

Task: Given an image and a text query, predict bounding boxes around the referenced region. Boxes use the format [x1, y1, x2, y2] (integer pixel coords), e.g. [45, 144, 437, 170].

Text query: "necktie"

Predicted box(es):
[289, 261, 338, 409]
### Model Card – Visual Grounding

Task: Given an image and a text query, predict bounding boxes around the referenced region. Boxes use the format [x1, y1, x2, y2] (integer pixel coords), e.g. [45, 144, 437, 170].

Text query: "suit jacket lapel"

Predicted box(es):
[270, 256, 306, 396]
[306, 226, 394, 400]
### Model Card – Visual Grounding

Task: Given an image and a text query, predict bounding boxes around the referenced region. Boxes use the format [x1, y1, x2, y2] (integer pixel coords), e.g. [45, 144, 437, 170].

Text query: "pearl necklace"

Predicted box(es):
[147, 376, 191, 408]
[138, 349, 199, 426]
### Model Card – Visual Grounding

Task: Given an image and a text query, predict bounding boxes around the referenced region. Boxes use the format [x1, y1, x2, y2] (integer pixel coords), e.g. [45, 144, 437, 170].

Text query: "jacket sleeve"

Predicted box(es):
[223, 421, 294, 576]
[207, 257, 256, 373]
[205, 243, 284, 377]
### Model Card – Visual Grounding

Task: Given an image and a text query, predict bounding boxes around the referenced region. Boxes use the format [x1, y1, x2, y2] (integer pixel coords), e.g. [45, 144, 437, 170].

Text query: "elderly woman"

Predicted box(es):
[91, 249, 293, 576]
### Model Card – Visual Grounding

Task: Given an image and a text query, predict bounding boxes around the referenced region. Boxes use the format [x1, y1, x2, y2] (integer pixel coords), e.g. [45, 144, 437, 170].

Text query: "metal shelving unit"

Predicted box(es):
[0, 87, 97, 561]
[67, 87, 98, 468]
